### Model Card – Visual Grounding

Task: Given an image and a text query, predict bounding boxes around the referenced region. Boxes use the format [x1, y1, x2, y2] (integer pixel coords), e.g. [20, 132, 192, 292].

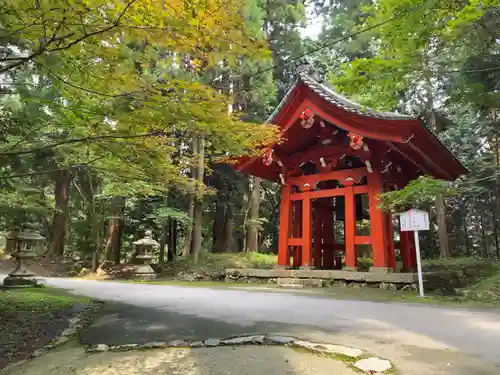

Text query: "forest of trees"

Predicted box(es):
[0, 0, 499, 270]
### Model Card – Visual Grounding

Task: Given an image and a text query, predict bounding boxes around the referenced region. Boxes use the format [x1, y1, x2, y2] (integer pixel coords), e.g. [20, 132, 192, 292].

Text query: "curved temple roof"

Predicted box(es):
[236, 73, 467, 182]
[267, 72, 414, 123]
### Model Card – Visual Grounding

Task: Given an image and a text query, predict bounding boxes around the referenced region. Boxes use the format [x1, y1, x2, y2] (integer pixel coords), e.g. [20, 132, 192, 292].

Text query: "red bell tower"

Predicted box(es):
[234, 73, 466, 272]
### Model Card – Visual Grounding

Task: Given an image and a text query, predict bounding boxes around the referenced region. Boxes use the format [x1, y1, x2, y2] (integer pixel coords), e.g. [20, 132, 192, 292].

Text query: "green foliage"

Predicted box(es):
[422, 257, 500, 303]
[378, 176, 456, 213]
[162, 251, 277, 276]
[146, 206, 191, 226]
[260, 0, 307, 100]
[356, 257, 373, 272]
[0, 185, 52, 230]
[0, 0, 281, 261]
[469, 273, 500, 303]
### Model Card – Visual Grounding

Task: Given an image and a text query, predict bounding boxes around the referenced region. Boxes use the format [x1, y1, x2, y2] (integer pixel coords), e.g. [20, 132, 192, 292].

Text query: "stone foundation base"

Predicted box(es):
[3, 276, 38, 287]
[400, 267, 417, 273]
[369, 266, 394, 273]
[273, 265, 288, 270]
[134, 264, 157, 280]
[342, 266, 358, 272]
[133, 273, 157, 280]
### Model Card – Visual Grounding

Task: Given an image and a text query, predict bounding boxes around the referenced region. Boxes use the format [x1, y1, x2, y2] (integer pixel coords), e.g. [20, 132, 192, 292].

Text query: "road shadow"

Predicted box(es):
[80, 301, 500, 375]
[80, 301, 346, 345]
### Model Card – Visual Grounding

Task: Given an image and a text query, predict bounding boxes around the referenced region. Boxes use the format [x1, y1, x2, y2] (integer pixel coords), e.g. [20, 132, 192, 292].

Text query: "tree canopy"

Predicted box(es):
[1, 0, 499, 267]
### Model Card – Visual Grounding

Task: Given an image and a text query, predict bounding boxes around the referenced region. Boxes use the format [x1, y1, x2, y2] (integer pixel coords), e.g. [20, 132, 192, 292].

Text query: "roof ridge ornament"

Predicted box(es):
[296, 58, 323, 82]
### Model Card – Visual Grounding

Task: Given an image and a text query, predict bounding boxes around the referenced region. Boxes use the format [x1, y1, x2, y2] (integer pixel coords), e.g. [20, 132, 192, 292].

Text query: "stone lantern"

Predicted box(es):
[133, 230, 158, 279]
[3, 223, 45, 287]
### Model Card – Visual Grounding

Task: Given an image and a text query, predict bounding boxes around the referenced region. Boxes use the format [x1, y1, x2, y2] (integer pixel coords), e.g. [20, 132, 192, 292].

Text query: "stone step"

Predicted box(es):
[277, 278, 325, 287]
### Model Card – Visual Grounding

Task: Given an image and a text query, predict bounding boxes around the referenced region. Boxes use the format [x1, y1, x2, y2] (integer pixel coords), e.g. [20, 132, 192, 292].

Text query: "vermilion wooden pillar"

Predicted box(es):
[385, 212, 396, 270]
[400, 230, 416, 271]
[368, 173, 390, 271]
[322, 199, 335, 269]
[277, 185, 291, 267]
[313, 202, 323, 268]
[344, 183, 357, 270]
[293, 201, 302, 268]
[301, 194, 312, 268]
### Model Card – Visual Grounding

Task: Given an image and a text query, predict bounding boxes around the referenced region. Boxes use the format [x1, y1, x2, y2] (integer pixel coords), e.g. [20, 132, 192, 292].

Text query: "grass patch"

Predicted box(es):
[0, 286, 91, 370]
[0, 286, 90, 316]
[423, 256, 499, 272]
[304, 285, 500, 308]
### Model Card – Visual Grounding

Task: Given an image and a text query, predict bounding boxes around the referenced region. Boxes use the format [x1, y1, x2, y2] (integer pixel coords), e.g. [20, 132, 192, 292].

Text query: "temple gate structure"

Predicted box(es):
[235, 72, 466, 273]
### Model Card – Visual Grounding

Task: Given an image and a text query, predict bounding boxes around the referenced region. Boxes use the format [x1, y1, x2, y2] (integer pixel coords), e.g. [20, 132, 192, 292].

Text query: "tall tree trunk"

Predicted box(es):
[47, 169, 72, 257]
[245, 177, 261, 252]
[168, 218, 177, 261]
[182, 138, 196, 258]
[159, 221, 168, 269]
[493, 208, 500, 259]
[240, 179, 251, 252]
[192, 135, 205, 264]
[435, 196, 450, 257]
[493, 134, 500, 258]
[104, 197, 125, 264]
[462, 210, 470, 256]
[424, 58, 449, 258]
[224, 204, 234, 252]
[212, 203, 227, 253]
[183, 199, 194, 257]
[480, 215, 488, 257]
[79, 172, 101, 273]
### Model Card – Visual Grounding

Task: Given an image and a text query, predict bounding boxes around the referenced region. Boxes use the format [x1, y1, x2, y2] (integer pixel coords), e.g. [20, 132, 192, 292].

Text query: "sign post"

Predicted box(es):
[399, 209, 430, 297]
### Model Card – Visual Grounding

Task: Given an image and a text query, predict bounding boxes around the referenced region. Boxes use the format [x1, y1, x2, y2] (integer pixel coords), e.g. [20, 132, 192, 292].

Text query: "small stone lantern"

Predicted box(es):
[133, 230, 158, 279]
[3, 223, 45, 287]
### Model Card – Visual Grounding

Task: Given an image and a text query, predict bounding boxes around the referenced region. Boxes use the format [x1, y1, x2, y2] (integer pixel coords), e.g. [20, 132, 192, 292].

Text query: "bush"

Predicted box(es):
[160, 251, 277, 278]
[422, 256, 500, 299]
[357, 257, 372, 271]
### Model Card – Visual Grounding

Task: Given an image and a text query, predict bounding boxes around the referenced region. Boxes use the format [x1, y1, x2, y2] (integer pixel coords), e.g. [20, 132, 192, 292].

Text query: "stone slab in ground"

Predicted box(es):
[354, 357, 392, 372]
[1, 345, 360, 375]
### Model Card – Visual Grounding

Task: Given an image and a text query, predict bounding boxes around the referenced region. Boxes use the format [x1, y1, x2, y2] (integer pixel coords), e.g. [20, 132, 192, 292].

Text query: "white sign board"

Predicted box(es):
[399, 209, 429, 298]
[399, 209, 430, 232]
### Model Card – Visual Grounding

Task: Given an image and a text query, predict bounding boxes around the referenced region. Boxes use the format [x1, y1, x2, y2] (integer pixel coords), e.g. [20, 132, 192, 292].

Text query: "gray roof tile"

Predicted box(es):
[266, 73, 414, 124]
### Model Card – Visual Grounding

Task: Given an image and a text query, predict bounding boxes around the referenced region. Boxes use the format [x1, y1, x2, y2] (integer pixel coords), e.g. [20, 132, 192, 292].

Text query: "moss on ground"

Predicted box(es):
[0, 286, 90, 315]
[0, 286, 92, 370]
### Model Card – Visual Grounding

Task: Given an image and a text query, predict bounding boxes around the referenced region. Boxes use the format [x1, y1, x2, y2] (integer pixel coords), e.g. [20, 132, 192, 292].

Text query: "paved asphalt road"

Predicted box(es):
[3, 274, 500, 375]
